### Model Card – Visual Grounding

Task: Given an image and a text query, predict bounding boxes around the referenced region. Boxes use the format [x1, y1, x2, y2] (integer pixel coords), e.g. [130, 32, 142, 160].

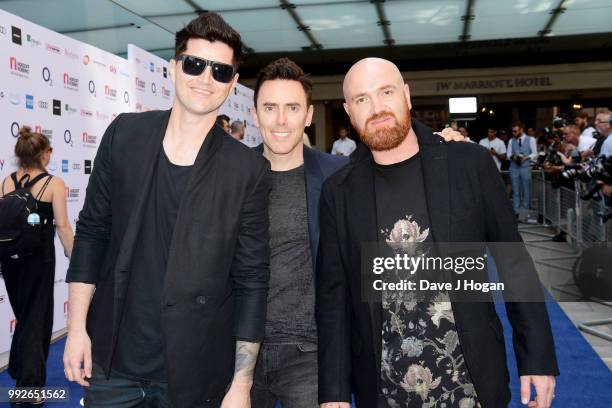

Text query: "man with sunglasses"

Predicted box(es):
[64, 12, 271, 408]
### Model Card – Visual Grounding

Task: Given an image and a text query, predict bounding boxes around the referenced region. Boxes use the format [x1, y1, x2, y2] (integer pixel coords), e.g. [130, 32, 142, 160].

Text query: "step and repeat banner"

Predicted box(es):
[220, 82, 261, 147]
[0, 9, 258, 354]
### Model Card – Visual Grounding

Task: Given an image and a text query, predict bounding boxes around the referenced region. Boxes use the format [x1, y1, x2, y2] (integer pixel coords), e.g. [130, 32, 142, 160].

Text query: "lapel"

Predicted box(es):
[412, 120, 451, 243]
[341, 145, 382, 368]
[163, 124, 225, 299]
[112, 109, 170, 344]
[303, 146, 324, 265]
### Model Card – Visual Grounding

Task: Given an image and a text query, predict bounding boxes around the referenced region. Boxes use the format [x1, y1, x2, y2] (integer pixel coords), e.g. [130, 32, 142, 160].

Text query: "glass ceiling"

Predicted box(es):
[0, 0, 610, 60]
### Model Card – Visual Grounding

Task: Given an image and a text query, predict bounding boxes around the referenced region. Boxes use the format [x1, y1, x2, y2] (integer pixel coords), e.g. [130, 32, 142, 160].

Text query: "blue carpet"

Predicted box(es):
[1, 301, 610, 407]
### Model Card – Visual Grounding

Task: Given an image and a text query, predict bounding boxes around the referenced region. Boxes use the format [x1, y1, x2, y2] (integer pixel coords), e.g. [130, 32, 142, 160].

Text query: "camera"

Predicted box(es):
[545, 141, 563, 166]
[562, 156, 612, 184]
[542, 115, 568, 141]
[511, 155, 523, 166]
[562, 156, 612, 206]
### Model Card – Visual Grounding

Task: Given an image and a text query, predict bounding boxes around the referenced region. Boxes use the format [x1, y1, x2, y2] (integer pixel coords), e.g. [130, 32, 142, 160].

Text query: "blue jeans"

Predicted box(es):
[509, 165, 531, 213]
[251, 343, 318, 408]
[84, 363, 173, 408]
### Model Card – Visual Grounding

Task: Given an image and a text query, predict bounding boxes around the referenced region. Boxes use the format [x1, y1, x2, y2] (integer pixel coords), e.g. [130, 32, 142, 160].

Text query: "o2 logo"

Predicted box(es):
[11, 121, 20, 138]
[42, 67, 52, 86]
[64, 129, 73, 147]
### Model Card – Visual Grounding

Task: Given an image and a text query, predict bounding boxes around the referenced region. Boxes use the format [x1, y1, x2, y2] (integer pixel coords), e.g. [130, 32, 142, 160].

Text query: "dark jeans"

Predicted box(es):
[251, 343, 318, 408]
[84, 363, 172, 408]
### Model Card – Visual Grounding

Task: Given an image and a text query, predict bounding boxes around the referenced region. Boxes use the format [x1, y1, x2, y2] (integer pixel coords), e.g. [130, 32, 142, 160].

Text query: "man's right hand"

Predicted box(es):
[320, 403, 352, 408]
[63, 329, 92, 386]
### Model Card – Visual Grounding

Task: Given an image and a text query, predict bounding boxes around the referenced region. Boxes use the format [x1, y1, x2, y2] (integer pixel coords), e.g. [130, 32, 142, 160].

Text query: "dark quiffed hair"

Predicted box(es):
[512, 120, 525, 130]
[216, 114, 230, 126]
[175, 12, 243, 68]
[254, 58, 313, 107]
[15, 126, 51, 170]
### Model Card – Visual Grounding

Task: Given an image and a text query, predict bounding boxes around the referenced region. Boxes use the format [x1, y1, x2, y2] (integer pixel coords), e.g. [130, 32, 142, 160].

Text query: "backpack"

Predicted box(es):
[0, 172, 53, 260]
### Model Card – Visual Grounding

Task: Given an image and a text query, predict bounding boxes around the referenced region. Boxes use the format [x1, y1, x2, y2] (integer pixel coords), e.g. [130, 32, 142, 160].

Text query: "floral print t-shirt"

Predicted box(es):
[374, 154, 480, 408]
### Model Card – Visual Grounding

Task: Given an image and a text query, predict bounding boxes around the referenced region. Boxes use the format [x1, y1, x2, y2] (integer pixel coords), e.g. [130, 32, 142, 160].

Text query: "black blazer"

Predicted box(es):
[254, 143, 348, 266]
[67, 110, 271, 408]
[316, 120, 559, 408]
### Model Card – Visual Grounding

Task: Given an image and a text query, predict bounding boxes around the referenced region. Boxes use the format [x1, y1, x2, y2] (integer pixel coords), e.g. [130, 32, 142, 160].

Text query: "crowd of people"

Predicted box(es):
[440, 112, 612, 223]
[5, 9, 612, 408]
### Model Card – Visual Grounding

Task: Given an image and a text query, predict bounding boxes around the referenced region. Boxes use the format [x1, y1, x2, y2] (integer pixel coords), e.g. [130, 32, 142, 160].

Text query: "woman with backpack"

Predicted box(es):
[0, 126, 73, 394]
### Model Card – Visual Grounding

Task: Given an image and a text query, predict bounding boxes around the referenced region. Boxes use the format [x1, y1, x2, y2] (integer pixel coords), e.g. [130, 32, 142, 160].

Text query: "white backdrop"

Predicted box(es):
[0, 10, 257, 354]
[127, 43, 174, 112]
[219, 83, 261, 147]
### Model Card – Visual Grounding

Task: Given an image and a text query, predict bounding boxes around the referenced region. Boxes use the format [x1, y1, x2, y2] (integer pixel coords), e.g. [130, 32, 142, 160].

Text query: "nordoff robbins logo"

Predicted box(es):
[9, 56, 30, 78]
[63, 73, 79, 90]
[135, 77, 146, 91]
[82, 131, 97, 147]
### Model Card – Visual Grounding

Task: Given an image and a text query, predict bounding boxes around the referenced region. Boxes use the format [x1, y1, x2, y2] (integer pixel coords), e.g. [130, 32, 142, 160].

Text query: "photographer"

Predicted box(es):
[596, 110, 612, 157]
[559, 125, 582, 165]
[575, 111, 597, 140]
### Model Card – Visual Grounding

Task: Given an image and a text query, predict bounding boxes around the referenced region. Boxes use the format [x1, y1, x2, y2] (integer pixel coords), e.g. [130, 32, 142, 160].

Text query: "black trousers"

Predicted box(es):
[2, 255, 54, 387]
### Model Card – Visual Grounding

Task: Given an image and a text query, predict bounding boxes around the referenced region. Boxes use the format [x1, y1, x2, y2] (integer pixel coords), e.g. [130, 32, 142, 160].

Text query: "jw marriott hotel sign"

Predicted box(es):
[435, 76, 552, 92]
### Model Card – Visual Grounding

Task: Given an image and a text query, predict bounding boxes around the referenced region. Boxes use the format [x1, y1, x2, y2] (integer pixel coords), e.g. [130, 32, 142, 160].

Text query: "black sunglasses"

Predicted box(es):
[177, 54, 235, 83]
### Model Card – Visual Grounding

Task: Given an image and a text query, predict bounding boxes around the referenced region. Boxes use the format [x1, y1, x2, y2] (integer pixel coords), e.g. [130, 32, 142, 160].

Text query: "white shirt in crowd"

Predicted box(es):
[479, 137, 507, 171]
[600, 134, 612, 157]
[577, 134, 597, 153]
[506, 134, 538, 163]
[581, 126, 596, 140]
[331, 137, 357, 156]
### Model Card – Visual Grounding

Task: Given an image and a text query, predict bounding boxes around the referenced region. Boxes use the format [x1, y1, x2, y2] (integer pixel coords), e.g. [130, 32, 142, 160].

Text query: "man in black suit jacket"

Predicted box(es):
[317, 58, 558, 408]
[63, 13, 270, 408]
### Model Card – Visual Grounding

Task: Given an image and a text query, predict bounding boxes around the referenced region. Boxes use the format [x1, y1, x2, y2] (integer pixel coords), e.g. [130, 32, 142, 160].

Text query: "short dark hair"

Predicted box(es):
[216, 114, 230, 126]
[253, 58, 313, 107]
[512, 120, 524, 130]
[175, 12, 243, 69]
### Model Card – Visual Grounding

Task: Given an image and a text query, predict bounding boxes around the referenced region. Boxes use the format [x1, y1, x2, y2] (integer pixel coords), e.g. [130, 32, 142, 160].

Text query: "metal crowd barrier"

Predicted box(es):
[529, 170, 611, 244]
[525, 170, 612, 342]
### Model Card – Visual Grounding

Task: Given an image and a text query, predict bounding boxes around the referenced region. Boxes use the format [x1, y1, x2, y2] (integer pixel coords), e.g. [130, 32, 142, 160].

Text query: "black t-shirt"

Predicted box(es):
[374, 154, 479, 408]
[113, 149, 193, 380]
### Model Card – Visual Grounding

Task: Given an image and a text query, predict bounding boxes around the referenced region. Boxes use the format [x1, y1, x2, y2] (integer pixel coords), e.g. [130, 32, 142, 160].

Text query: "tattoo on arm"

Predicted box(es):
[234, 341, 260, 380]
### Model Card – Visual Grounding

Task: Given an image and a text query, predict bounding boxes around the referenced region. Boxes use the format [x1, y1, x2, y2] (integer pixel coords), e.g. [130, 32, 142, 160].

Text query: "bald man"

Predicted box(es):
[316, 58, 558, 408]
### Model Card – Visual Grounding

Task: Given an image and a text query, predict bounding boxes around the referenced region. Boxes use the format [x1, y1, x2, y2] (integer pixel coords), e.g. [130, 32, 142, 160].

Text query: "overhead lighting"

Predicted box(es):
[481, 107, 486, 112]
[572, 103, 582, 110]
[489, 110, 494, 115]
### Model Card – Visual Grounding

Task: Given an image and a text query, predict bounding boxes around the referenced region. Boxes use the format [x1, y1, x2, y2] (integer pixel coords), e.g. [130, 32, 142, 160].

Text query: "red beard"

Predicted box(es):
[355, 110, 411, 152]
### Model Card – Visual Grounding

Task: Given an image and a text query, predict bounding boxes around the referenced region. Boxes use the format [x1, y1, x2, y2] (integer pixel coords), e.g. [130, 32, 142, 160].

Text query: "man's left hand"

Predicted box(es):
[435, 127, 466, 142]
[520, 375, 556, 407]
[220, 381, 251, 408]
